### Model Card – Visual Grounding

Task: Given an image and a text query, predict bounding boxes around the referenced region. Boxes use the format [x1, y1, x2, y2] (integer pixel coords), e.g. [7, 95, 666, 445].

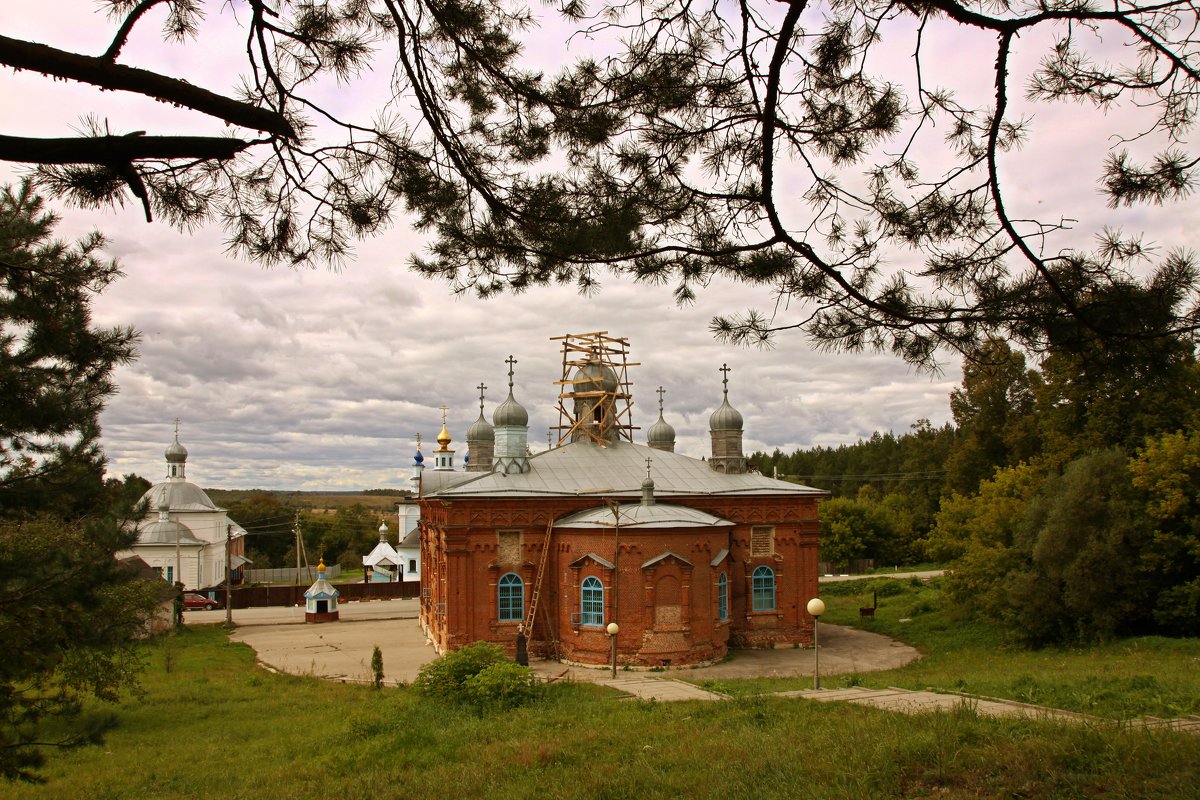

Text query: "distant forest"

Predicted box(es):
[748, 331, 1200, 645]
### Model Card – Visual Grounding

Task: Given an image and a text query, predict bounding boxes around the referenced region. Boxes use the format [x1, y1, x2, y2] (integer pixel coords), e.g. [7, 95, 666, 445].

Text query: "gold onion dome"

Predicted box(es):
[436, 421, 452, 449]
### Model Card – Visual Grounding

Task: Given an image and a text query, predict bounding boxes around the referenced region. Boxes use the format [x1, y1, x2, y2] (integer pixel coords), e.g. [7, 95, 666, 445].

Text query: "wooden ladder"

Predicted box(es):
[523, 520, 555, 648]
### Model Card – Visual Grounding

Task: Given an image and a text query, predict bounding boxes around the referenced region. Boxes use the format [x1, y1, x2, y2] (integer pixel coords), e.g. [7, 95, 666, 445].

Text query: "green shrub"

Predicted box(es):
[866, 578, 908, 598]
[464, 661, 541, 709]
[371, 645, 384, 689]
[413, 641, 508, 701]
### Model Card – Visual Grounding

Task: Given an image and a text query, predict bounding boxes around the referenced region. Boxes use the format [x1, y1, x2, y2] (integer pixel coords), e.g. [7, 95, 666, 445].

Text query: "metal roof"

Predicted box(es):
[430, 440, 826, 499]
[137, 520, 205, 546]
[362, 540, 400, 567]
[304, 577, 339, 598]
[140, 480, 222, 512]
[556, 502, 731, 529]
[418, 469, 477, 496]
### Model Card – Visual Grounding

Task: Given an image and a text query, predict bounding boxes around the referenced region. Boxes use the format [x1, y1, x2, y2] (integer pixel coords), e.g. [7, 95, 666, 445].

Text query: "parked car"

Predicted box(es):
[182, 592, 218, 611]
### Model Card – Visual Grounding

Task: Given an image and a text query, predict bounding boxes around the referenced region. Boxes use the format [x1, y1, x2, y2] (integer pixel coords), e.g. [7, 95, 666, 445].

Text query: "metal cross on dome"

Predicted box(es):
[645, 456, 652, 480]
[439, 404, 449, 425]
[719, 363, 731, 395]
[656, 385, 665, 413]
[477, 382, 487, 413]
[505, 354, 517, 388]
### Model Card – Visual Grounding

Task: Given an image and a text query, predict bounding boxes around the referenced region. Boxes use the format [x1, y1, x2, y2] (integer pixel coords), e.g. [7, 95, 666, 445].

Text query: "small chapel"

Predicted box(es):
[417, 332, 826, 667]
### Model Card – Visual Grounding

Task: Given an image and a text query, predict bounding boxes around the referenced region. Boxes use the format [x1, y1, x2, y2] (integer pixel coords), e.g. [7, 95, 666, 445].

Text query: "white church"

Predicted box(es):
[118, 427, 249, 591]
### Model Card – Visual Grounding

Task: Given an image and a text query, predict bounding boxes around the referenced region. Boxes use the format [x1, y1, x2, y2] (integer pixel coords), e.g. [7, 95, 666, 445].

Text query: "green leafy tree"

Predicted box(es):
[1129, 431, 1200, 635]
[944, 448, 1198, 645]
[0, 518, 161, 781]
[298, 504, 379, 571]
[1018, 450, 1154, 643]
[3, 1, 1199, 361]
[225, 493, 293, 567]
[0, 182, 158, 781]
[934, 461, 1044, 616]
[819, 486, 925, 566]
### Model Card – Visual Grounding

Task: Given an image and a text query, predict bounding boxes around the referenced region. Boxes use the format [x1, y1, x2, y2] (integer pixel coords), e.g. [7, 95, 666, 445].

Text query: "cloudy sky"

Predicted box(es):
[4, 2, 1197, 490]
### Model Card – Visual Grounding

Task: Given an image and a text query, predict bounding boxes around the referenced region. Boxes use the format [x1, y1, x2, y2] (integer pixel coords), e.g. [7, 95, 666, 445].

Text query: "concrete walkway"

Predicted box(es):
[779, 686, 1093, 722]
[777, 687, 1200, 734]
[593, 677, 728, 702]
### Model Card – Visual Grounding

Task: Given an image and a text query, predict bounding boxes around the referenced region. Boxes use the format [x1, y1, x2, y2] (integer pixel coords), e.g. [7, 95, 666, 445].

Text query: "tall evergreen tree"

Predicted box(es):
[943, 339, 1040, 495]
[0, 182, 158, 782]
[0, 181, 138, 514]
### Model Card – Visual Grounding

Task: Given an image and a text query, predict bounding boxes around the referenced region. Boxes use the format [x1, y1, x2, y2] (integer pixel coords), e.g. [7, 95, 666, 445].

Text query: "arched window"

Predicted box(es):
[498, 573, 524, 622]
[580, 576, 604, 626]
[752, 566, 775, 611]
[718, 572, 729, 621]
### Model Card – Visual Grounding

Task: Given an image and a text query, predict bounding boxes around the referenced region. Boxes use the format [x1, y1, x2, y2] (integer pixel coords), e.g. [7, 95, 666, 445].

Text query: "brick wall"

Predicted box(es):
[421, 492, 820, 665]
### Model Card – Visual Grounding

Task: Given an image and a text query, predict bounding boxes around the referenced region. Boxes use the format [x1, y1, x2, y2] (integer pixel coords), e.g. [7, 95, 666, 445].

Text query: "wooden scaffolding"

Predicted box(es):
[550, 331, 640, 446]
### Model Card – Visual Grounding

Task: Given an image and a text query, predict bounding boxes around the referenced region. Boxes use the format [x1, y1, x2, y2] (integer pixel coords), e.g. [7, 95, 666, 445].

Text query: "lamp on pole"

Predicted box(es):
[806, 597, 826, 690]
[606, 622, 620, 678]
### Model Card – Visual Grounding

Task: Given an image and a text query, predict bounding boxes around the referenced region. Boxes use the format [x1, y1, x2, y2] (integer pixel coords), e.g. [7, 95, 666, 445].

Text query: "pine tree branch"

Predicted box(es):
[0, 33, 296, 140]
[102, 0, 171, 62]
[0, 134, 254, 164]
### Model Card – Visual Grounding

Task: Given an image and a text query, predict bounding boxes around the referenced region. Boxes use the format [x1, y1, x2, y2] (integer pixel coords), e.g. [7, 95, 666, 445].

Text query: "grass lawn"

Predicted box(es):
[696, 577, 1200, 721]
[9, 621, 1200, 799]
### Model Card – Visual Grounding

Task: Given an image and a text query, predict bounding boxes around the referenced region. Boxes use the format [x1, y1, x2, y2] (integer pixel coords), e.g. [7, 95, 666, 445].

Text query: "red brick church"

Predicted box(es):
[418, 333, 825, 667]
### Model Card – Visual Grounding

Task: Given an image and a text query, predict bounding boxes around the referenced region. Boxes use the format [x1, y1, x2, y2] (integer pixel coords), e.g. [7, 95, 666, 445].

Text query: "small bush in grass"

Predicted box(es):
[867, 578, 908, 598]
[413, 641, 508, 701]
[371, 646, 384, 689]
[464, 661, 542, 709]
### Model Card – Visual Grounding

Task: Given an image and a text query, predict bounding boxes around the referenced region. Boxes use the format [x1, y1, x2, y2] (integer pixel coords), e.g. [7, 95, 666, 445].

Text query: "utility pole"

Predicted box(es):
[225, 524, 234, 627]
[294, 511, 302, 588]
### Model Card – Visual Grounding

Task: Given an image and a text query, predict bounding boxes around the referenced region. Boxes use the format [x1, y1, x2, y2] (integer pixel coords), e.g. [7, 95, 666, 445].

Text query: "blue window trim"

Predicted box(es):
[498, 572, 524, 622]
[718, 571, 729, 621]
[580, 576, 604, 626]
[752, 565, 776, 612]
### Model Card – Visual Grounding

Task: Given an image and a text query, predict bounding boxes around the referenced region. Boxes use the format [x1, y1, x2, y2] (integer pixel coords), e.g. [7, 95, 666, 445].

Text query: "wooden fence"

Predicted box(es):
[209, 580, 420, 608]
[246, 565, 342, 584]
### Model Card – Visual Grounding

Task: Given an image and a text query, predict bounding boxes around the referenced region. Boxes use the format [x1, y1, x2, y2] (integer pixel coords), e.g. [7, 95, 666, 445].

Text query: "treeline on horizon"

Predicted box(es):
[751, 331, 1200, 646]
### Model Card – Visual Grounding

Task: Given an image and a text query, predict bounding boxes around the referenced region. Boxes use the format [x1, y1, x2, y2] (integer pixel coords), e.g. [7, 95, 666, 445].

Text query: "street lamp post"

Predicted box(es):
[606, 621, 620, 678]
[806, 597, 826, 690]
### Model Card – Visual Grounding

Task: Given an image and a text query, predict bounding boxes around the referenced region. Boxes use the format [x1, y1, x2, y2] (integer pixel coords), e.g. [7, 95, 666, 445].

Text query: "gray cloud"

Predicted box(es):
[8, 3, 1200, 489]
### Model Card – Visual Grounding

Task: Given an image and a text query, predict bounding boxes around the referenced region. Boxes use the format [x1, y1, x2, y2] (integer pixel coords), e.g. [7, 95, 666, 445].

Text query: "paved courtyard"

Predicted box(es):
[194, 597, 921, 687]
